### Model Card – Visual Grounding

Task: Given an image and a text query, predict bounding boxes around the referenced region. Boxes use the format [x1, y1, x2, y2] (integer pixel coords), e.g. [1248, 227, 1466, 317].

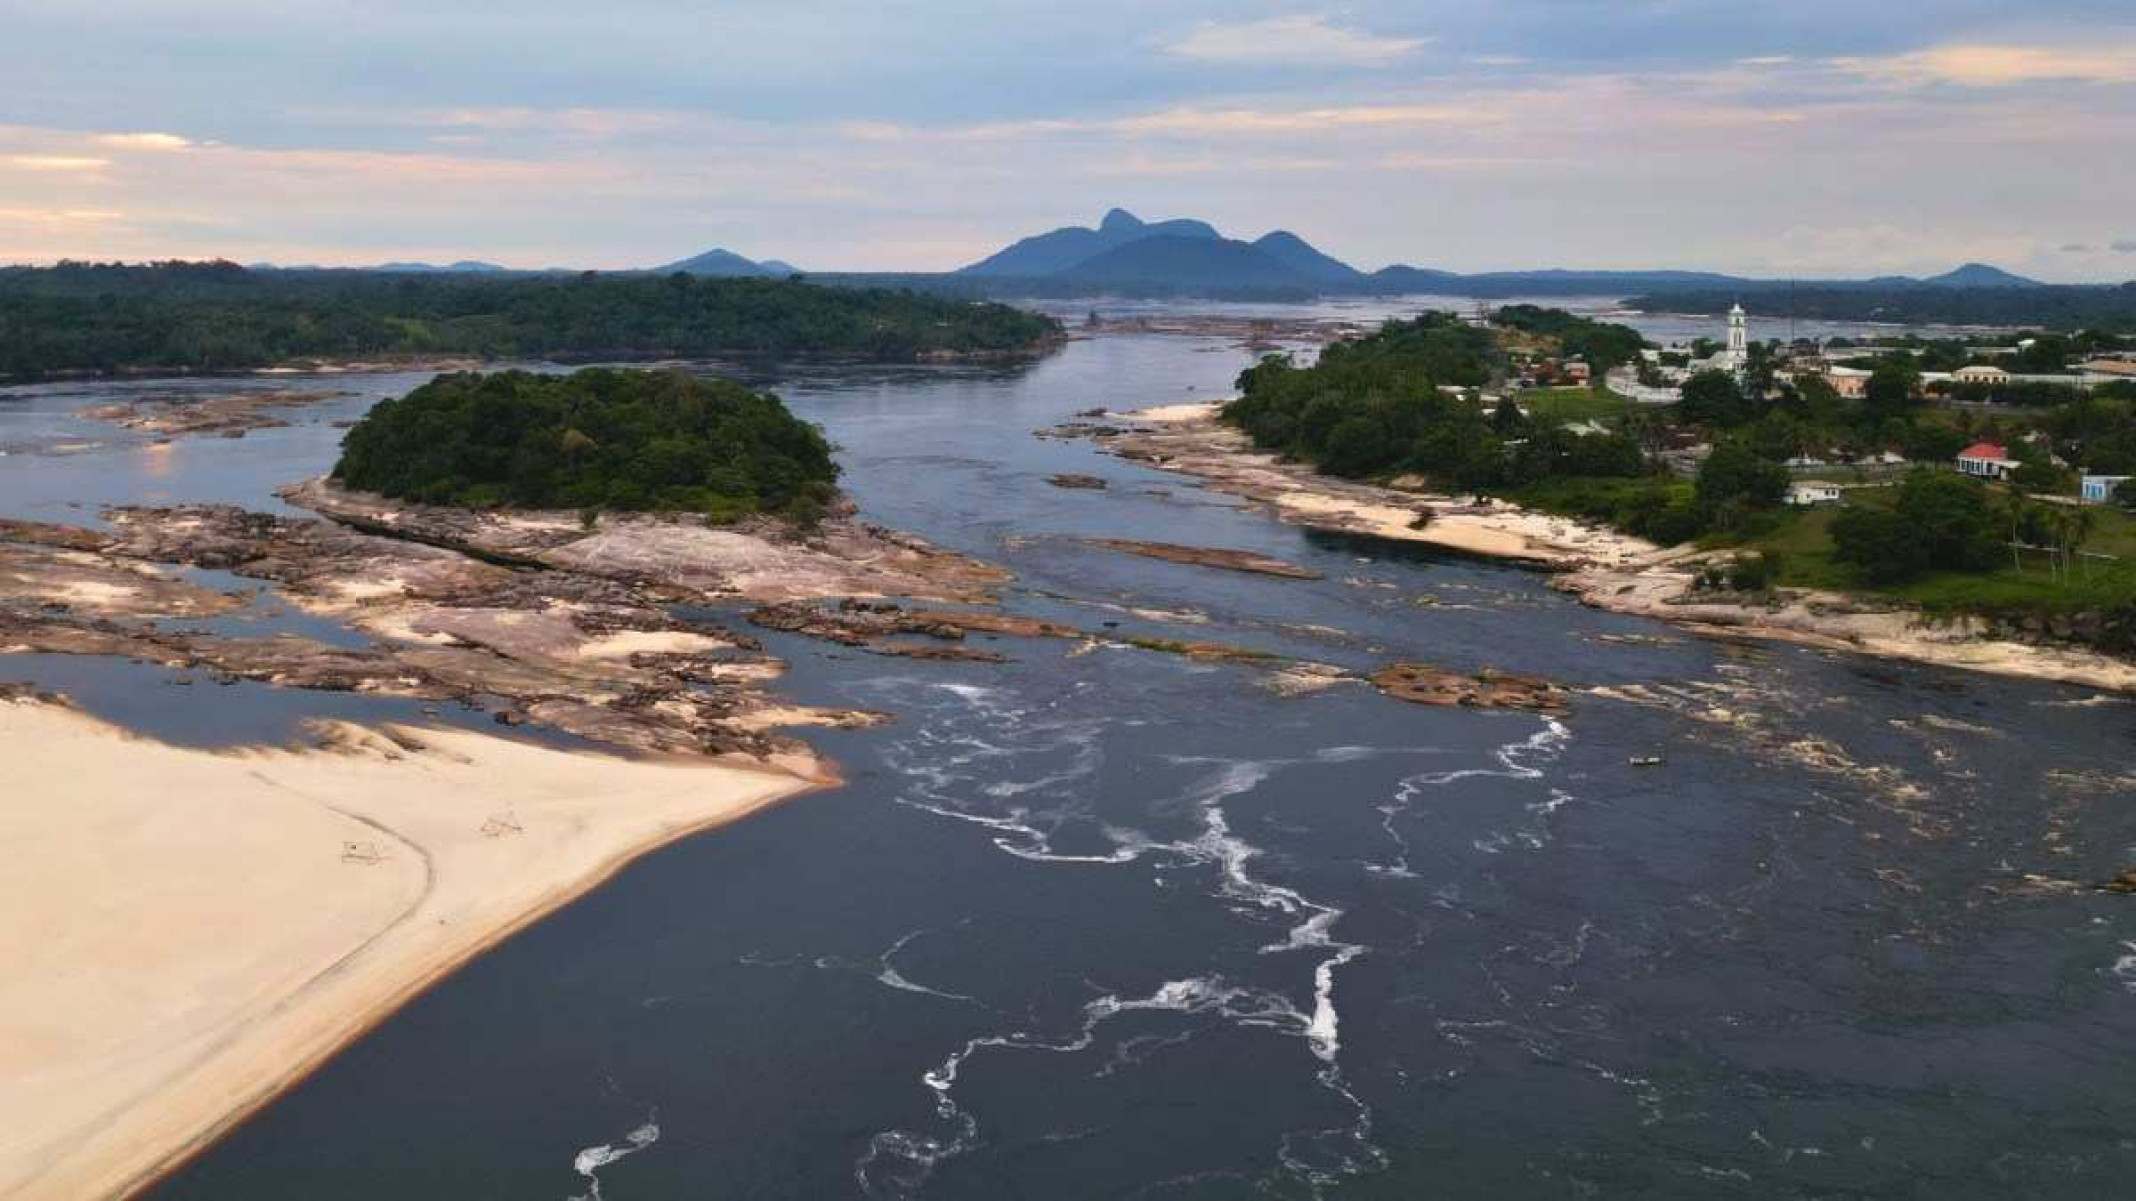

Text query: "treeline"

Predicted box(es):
[333, 368, 839, 523]
[1626, 284, 2136, 332]
[0, 261, 1061, 379]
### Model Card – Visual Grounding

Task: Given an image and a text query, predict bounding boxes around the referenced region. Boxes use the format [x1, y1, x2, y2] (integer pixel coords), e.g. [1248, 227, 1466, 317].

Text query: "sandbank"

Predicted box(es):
[0, 698, 820, 1201]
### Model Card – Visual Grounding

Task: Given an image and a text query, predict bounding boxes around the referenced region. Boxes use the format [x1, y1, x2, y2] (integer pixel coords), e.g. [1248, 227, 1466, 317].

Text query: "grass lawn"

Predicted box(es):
[1520, 386, 1631, 426]
[1733, 484, 2136, 612]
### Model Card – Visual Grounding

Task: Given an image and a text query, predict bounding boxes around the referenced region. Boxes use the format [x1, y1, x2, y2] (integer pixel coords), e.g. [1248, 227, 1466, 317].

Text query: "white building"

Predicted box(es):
[2080, 474, 2131, 504]
[1954, 364, 2010, 385]
[1786, 482, 1843, 506]
[1956, 441, 2018, 480]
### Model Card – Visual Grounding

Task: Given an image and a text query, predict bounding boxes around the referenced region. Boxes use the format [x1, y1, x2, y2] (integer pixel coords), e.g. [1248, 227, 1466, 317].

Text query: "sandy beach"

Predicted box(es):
[1110, 402, 2136, 695]
[0, 697, 822, 1201]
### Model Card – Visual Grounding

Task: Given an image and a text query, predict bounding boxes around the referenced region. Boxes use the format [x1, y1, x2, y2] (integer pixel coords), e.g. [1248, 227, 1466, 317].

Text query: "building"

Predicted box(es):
[1786, 482, 1843, 506]
[2080, 359, 2136, 381]
[1723, 303, 1748, 371]
[2080, 473, 2131, 504]
[1955, 441, 2018, 480]
[1953, 364, 2010, 385]
[1563, 358, 1591, 383]
[1822, 365, 1871, 398]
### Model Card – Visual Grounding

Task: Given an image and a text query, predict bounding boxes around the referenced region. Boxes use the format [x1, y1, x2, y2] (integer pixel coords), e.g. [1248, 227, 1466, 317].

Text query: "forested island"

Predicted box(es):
[0, 261, 1062, 379]
[334, 368, 839, 523]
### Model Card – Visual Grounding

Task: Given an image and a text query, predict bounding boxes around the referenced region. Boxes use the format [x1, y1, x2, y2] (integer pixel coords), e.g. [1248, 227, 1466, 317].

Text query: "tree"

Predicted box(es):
[1693, 440, 1788, 529]
[1680, 369, 1748, 426]
[1833, 469, 2002, 584]
[1864, 363, 1922, 425]
[1831, 507, 1930, 584]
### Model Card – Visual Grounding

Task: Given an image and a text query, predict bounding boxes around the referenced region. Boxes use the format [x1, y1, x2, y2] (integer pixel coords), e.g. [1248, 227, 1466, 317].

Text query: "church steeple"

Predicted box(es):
[1725, 302, 1748, 369]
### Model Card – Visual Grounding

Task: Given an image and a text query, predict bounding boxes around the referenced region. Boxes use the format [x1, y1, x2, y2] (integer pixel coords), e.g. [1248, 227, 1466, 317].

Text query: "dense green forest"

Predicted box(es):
[0, 261, 1061, 379]
[1625, 283, 2136, 331]
[333, 368, 839, 523]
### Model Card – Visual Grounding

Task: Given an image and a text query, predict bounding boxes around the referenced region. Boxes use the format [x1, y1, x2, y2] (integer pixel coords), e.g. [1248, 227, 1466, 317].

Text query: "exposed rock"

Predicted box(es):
[286, 478, 1010, 603]
[1369, 663, 1570, 715]
[2102, 868, 2136, 895]
[1084, 538, 1322, 580]
[0, 506, 878, 760]
[1046, 473, 1108, 490]
[77, 389, 347, 438]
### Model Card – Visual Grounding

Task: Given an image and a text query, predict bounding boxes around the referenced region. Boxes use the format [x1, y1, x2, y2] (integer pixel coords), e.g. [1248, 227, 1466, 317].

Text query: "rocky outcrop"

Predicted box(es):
[77, 389, 346, 439]
[2, 506, 881, 760]
[286, 478, 1012, 604]
[1369, 663, 1569, 715]
[1084, 538, 1322, 579]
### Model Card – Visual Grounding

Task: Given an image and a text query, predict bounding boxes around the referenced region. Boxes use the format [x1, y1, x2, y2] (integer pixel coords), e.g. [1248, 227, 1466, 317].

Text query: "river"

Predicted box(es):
[3, 322, 2132, 1199]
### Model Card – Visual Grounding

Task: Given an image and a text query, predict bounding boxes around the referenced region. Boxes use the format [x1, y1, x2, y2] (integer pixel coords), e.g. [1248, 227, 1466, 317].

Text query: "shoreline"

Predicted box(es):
[0, 698, 828, 1201]
[1105, 402, 2136, 694]
[0, 337, 1068, 389]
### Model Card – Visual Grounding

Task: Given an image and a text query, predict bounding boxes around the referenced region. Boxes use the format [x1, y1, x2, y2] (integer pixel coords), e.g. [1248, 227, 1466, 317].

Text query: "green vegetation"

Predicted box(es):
[333, 368, 839, 523]
[0, 261, 1061, 379]
[1518, 386, 1627, 425]
[1490, 305, 1646, 374]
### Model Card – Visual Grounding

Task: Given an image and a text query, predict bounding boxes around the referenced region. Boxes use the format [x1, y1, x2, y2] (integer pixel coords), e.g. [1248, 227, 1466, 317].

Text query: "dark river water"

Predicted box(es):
[4, 328, 2133, 1200]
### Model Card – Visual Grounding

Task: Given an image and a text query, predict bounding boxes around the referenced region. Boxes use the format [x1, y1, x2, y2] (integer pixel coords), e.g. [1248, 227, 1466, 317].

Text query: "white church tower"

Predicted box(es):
[1723, 302, 1749, 371]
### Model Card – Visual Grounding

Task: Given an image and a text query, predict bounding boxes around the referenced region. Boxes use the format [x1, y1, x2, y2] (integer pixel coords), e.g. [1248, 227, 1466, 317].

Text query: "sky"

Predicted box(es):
[5, 1, 2136, 280]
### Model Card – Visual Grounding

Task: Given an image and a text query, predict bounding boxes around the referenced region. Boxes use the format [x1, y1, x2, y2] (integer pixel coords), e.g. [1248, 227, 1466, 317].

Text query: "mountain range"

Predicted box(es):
[944, 208, 2045, 297]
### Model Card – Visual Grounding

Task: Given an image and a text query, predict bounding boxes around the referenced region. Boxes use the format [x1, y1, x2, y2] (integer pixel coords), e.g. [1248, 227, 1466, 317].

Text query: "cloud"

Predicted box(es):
[2114, 240, 2136, 253]
[4, 154, 109, 172]
[1841, 42, 2136, 87]
[839, 102, 1476, 143]
[1166, 15, 1427, 67]
[93, 132, 191, 151]
[2059, 242, 2093, 252]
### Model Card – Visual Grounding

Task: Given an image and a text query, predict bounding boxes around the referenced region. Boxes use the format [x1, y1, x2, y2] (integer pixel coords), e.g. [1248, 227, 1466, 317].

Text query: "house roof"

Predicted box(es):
[1957, 441, 2009, 461]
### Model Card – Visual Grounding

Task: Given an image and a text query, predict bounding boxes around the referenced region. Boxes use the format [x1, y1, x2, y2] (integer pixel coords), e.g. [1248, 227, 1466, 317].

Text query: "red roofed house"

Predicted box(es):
[1955, 441, 2018, 480]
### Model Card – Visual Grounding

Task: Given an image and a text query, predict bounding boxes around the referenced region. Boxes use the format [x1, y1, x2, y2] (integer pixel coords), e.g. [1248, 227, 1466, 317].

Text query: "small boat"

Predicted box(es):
[1628, 755, 1665, 767]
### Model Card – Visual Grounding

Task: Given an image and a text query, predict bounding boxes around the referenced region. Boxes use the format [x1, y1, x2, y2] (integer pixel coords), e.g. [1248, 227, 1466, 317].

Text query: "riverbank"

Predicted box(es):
[1096, 403, 2136, 693]
[0, 693, 824, 1201]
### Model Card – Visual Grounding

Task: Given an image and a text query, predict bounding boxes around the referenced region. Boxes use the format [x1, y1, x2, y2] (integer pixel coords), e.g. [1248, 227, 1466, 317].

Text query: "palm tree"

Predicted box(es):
[2068, 506, 2100, 580]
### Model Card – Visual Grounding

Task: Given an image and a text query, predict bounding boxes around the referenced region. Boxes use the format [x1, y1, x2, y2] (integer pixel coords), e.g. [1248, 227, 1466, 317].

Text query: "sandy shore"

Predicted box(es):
[1109, 403, 2136, 694]
[0, 697, 822, 1201]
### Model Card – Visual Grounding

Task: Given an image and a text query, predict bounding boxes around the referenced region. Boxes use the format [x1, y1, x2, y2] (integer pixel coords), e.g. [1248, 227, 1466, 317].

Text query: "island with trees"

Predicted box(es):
[0, 261, 1063, 380]
[333, 368, 840, 524]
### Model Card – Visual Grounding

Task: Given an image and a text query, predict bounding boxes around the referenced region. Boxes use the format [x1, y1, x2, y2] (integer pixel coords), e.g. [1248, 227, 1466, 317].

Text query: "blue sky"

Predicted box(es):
[5, 1, 2135, 278]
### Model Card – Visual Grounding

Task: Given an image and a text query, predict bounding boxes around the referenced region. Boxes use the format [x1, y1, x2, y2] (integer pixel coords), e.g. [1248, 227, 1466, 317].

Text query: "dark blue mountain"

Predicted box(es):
[959, 208, 1222, 276]
[1252, 231, 1363, 284]
[657, 248, 791, 277]
[1919, 263, 2041, 288]
[1053, 235, 1320, 289]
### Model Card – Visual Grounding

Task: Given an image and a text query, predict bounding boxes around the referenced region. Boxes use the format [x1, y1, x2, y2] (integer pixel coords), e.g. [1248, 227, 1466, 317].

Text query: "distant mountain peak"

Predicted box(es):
[1099, 208, 1145, 234]
[656, 247, 793, 277]
[1922, 262, 2040, 288]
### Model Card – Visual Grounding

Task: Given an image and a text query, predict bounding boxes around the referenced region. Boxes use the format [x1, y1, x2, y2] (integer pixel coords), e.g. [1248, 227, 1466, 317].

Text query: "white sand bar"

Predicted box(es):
[0, 699, 818, 1200]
